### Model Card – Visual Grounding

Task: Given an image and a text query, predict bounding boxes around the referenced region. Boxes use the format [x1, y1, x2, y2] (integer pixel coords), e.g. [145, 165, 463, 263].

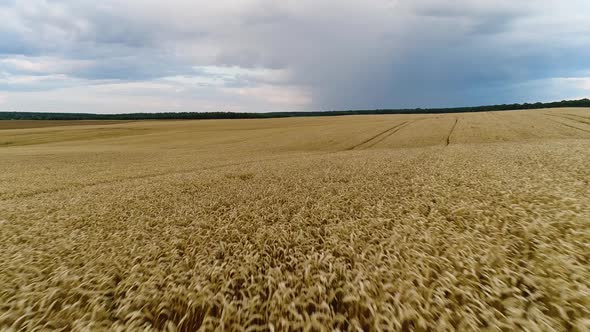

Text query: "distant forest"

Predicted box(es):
[1, 98, 589, 121]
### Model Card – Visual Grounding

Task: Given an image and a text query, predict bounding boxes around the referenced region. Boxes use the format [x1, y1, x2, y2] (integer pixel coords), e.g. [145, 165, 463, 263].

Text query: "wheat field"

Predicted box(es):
[1, 108, 589, 331]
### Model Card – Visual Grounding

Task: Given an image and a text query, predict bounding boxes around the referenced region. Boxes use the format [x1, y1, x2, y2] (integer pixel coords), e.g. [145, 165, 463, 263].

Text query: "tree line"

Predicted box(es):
[1, 98, 589, 121]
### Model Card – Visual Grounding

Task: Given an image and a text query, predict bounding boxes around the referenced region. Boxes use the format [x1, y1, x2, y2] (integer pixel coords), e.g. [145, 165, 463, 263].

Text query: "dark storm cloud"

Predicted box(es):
[0, 0, 589, 112]
[284, 1, 590, 109]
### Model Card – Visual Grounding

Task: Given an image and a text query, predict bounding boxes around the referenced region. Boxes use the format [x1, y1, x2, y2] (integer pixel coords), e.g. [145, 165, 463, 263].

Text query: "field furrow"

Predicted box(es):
[446, 118, 458, 146]
[549, 113, 590, 126]
[347, 121, 409, 150]
[362, 121, 414, 149]
[545, 116, 590, 134]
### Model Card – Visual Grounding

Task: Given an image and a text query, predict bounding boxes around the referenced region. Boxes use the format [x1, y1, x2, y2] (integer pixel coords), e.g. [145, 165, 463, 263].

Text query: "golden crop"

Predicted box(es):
[1, 108, 589, 331]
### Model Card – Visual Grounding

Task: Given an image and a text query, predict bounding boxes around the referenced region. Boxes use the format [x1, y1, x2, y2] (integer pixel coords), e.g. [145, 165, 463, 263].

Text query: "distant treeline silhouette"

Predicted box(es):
[2, 98, 589, 121]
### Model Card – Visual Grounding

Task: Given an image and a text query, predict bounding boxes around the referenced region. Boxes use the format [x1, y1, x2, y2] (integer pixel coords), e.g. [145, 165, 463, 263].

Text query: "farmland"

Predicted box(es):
[1, 108, 589, 330]
[0, 120, 131, 130]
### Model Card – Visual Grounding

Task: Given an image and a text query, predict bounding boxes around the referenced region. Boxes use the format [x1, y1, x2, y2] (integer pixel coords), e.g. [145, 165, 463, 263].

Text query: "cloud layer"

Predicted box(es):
[1, 0, 589, 113]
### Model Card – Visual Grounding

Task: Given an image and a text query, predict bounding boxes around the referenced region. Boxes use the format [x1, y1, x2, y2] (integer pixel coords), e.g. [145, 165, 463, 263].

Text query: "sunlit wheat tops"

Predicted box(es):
[1, 108, 590, 331]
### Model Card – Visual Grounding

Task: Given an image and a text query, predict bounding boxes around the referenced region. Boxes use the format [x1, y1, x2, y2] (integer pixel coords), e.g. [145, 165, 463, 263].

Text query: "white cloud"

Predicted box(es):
[0, 77, 312, 113]
[0, 73, 69, 84]
[0, 56, 93, 74]
[571, 78, 590, 91]
[554, 77, 590, 92]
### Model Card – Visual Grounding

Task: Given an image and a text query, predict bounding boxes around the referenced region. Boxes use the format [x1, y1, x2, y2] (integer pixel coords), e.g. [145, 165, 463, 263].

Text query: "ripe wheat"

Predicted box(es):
[1, 108, 589, 331]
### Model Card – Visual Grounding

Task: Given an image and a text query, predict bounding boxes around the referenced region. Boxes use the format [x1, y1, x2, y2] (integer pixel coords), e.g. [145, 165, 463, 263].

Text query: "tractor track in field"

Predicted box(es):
[545, 113, 590, 127]
[446, 118, 459, 146]
[346, 121, 409, 150]
[346, 121, 414, 151]
[545, 117, 590, 134]
[564, 113, 590, 121]
[559, 114, 590, 126]
[363, 121, 415, 149]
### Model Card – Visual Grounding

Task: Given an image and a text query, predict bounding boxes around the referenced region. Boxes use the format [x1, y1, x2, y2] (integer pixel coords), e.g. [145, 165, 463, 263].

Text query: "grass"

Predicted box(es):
[1, 108, 589, 331]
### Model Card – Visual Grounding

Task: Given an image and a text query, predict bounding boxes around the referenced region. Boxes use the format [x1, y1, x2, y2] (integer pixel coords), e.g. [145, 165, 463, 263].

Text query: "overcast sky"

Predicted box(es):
[1, 0, 589, 113]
